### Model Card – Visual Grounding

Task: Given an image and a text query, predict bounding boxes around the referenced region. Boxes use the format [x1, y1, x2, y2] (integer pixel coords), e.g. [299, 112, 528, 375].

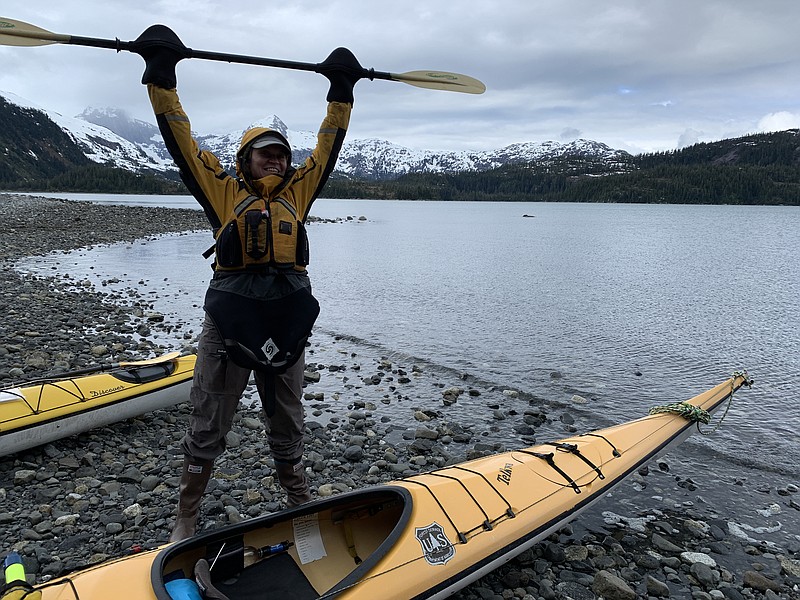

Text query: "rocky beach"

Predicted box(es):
[0, 193, 798, 599]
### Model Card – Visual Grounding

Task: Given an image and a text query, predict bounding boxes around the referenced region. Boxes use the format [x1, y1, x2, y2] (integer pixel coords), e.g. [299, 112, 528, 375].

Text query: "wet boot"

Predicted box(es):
[169, 456, 213, 542]
[275, 458, 312, 507]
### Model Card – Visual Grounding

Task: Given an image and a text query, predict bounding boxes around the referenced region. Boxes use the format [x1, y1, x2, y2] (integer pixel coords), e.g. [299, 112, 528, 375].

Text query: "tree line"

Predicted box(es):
[322, 130, 800, 205]
[2, 163, 185, 194]
[322, 163, 800, 205]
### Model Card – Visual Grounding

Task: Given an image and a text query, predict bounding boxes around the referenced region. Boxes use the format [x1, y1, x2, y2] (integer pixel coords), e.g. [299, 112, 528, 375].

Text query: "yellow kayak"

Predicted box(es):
[21, 371, 750, 600]
[0, 353, 195, 456]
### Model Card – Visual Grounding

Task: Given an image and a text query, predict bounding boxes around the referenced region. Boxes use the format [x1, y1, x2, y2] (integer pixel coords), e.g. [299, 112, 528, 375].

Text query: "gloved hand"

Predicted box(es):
[131, 24, 190, 89]
[319, 47, 363, 104]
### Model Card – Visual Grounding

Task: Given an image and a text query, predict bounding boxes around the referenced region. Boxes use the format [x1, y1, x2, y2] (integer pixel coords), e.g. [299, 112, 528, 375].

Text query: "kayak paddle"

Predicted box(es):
[0, 17, 486, 94]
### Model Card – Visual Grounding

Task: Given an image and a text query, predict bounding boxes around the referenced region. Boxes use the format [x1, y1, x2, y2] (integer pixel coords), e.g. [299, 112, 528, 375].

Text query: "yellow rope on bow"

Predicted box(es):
[649, 370, 752, 435]
[649, 402, 711, 423]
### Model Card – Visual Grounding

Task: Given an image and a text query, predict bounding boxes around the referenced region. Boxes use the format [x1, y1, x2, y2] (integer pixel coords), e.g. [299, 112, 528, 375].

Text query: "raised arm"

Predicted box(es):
[291, 47, 362, 221]
[134, 25, 237, 229]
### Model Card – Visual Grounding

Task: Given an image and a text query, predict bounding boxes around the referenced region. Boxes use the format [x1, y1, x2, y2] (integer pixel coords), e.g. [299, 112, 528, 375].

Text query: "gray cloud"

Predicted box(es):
[2, 0, 800, 154]
[559, 128, 583, 141]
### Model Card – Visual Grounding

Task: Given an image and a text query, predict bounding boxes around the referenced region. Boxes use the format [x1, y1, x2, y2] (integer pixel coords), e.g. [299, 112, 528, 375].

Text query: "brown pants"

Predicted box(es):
[181, 314, 306, 463]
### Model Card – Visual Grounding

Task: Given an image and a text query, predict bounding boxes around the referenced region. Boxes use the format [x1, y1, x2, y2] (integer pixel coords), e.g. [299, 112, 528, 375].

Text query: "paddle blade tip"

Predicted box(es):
[392, 70, 486, 94]
[0, 17, 64, 46]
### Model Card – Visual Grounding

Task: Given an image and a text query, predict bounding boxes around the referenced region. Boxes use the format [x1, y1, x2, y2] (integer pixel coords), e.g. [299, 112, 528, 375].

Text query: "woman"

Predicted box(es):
[134, 25, 361, 541]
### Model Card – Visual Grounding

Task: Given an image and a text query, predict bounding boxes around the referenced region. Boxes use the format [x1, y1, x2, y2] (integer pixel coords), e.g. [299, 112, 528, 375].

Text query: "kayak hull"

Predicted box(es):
[0, 355, 196, 456]
[28, 373, 749, 600]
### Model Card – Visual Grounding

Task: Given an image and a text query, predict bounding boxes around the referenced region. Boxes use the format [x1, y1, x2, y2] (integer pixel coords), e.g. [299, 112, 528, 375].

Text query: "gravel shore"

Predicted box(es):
[0, 193, 797, 599]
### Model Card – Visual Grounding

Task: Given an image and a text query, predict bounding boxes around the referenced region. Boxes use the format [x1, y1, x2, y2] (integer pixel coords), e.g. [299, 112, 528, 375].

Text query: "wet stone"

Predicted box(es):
[414, 427, 439, 440]
[591, 570, 636, 600]
[343, 445, 364, 461]
[690, 562, 719, 588]
[646, 575, 670, 598]
[556, 581, 594, 600]
[742, 571, 783, 593]
[652, 532, 684, 553]
[634, 553, 661, 570]
[544, 542, 566, 563]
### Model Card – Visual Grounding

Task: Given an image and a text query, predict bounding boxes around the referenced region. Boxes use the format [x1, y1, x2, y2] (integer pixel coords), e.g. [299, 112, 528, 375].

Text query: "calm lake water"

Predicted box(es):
[19, 195, 800, 485]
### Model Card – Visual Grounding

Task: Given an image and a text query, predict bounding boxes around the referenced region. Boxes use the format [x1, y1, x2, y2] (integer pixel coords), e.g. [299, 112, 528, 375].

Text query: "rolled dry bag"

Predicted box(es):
[203, 285, 319, 374]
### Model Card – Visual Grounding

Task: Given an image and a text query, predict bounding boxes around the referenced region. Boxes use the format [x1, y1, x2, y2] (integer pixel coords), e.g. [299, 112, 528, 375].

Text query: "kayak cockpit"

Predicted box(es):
[110, 361, 179, 384]
[151, 486, 412, 599]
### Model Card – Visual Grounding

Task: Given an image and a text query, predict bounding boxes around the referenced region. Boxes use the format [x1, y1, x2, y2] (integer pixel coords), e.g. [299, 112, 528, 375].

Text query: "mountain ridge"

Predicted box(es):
[27, 92, 631, 180]
[3, 89, 799, 204]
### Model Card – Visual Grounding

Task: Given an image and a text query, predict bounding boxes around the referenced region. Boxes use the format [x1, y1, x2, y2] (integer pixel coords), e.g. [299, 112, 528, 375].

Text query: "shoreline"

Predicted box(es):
[0, 193, 797, 598]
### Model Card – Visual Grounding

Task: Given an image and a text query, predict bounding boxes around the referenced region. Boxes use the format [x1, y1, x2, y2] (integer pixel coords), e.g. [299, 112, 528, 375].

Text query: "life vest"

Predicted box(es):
[206, 194, 318, 375]
[214, 194, 309, 272]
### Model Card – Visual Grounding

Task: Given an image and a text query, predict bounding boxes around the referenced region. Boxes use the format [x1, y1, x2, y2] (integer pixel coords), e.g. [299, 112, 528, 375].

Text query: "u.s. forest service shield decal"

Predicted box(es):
[415, 522, 455, 565]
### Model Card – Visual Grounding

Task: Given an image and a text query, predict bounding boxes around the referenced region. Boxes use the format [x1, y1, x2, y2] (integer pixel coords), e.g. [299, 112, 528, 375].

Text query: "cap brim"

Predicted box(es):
[251, 136, 290, 151]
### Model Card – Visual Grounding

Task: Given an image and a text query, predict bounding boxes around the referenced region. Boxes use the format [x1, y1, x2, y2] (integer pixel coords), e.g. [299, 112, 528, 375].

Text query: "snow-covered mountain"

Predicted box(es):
[3, 90, 630, 180]
[2, 92, 173, 173]
[335, 138, 629, 180]
[77, 107, 161, 145]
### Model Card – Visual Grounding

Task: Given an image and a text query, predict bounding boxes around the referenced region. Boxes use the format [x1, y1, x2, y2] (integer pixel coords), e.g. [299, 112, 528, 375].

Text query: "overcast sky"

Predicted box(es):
[2, 1, 800, 154]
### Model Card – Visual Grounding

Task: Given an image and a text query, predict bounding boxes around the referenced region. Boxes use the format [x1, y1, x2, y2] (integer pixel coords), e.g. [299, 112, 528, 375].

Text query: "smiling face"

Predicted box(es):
[250, 145, 290, 178]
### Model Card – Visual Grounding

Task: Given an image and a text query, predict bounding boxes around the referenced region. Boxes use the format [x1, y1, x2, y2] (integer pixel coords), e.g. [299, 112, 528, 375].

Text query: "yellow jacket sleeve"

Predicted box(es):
[147, 84, 239, 229]
[290, 101, 352, 221]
